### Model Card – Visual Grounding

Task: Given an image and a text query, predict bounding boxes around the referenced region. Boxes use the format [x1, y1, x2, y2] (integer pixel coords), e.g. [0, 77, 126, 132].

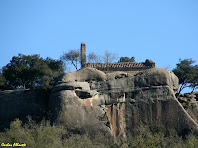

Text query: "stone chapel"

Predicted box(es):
[80, 43, 155, 74]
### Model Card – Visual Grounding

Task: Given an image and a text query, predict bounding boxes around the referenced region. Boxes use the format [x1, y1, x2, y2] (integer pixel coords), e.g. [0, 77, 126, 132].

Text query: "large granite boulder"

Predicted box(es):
[49, 68, 198, 139]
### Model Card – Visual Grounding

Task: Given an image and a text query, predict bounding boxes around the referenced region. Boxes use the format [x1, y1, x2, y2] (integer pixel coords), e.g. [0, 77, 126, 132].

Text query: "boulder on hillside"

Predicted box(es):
[49, 68, 198, 139]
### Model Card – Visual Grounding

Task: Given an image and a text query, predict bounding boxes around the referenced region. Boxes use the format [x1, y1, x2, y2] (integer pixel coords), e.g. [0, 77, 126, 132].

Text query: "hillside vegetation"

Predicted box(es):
[0, 118, 198, 148]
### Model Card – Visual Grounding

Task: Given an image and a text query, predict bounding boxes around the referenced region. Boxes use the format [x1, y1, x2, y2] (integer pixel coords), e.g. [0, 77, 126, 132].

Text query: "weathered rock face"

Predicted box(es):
[0, 90, 48, 130]
[178, 92, 198, 124]
[49, 68, 198, 139]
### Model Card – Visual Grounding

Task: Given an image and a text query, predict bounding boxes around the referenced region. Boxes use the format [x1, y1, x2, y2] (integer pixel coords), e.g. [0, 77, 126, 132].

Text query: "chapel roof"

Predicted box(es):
[84, 59, 155, 69]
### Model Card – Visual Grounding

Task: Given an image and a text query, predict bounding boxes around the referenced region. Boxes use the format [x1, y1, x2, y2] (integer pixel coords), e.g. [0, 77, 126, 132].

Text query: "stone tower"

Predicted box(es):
[81, 43, 86, 68]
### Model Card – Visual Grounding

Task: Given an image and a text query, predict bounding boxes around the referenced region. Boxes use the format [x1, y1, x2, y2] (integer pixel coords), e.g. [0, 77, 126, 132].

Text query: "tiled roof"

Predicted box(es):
[84, 62, 152, 69]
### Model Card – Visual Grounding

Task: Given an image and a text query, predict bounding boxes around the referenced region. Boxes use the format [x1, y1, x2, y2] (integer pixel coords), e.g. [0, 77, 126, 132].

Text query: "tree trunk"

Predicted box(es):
[191, 87, 195, 93]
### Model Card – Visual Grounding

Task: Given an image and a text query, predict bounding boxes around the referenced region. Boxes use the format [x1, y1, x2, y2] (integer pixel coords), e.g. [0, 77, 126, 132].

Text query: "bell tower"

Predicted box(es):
[81, 43, 86, 68]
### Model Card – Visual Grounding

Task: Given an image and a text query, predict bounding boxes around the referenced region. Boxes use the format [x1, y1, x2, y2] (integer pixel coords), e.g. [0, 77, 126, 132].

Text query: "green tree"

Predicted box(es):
[0, 69, 7, 90]
[60, 49, 80, 70]
[36, 57, 64, 90]
[189, 65, 198, 92]
[172, 58, 198, 94]
[118, 57, 135, 62]
[2, 54, 64, 90]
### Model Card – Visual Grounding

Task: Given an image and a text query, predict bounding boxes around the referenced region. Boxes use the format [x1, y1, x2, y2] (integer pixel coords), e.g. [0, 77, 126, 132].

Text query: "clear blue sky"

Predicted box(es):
[0, 0, 198, 92]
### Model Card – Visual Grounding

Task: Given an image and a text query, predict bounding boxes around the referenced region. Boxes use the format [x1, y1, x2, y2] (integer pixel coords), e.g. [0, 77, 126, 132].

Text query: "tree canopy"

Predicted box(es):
[60, 49, 119, 70]
[172, 58, 198, 94]
[103, 50, 118, 63]
[118, 57, 135, 63]
[60, 49, 80, 70]
[0, 69, 7, 90]
[188, 64, 198, 92]
[87, 52, 101, 63]
[2, 54, 64, 90]
[87, 51, 118, 64]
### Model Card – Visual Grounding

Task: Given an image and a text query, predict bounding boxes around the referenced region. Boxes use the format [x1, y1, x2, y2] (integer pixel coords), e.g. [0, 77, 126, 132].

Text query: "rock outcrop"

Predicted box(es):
[178, 92, 198, 124]
[0, 89, 48, 130]
[49, 68, 198, 139]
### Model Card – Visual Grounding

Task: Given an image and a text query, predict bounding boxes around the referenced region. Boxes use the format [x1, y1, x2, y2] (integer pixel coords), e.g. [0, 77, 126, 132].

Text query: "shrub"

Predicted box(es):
[0, 118, 66, 148]
[0, 119, 197, 148]
[0, 118, 115, 148]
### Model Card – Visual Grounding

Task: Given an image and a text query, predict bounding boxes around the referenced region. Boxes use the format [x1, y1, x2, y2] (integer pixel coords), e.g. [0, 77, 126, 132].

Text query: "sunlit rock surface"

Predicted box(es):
[49, 67, 198, 139]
